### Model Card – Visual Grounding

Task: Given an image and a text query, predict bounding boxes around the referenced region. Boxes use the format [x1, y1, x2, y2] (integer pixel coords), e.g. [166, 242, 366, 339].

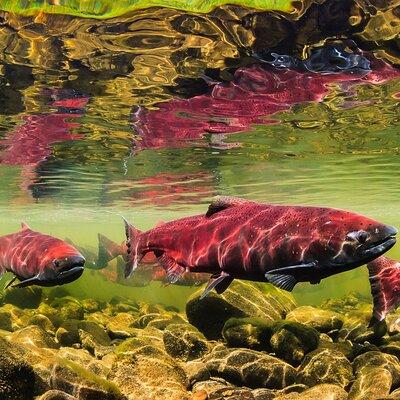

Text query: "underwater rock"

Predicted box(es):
[3, 286, 43, 308]
[285, 306, 344, 333]
[348, 366, 392, 400]
[204, 345, 296, 389]
[183, 360, 211, 387]
[222, 317, 273, 350]
[163, 323, 209, 361]
[56, 320, 81, 347]
[0, 310, 13, 331]
[352, 351, 400, 386]
[50, 297, 85, 325]
[206, 386, 255, 399]
[110, 343, 188, 400]
[380, 341, 400, 359]
[132, 311, 186, 330]
[269, 321, 319, 366]
[0, 336, 35, 400]
[28, 314, 55, 334]
[186, 281, 296, 340]
[81, 298, 104, 313]
[106, 312, 137, 339]
[11, 325, 59, 349]
[115, 326, 165, 354]
[78, 321, 111, 354]
[38, 390, 77, 400]
[386, 314, 400, 336]
[275, 384, 348, 400]
[251, 388, 278, 400]
[297, 348, 353, 388]
[191, 378, 236, 399]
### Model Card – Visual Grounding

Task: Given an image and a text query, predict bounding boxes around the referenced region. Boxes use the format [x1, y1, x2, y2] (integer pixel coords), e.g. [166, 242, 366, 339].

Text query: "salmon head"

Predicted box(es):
[291, 207, 398, 277]
[10, 224, 85, 287]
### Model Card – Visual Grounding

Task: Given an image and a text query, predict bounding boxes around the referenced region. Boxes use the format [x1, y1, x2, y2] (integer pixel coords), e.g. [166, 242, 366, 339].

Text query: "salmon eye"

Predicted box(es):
[53, 259, 60, 268]
[357, 231, 370, 243]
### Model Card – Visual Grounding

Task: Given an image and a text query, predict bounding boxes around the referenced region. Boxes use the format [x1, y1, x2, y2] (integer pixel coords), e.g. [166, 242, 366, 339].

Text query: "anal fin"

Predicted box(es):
[200, 271, 233, 299]
[157, 253, 185, 284]
[265, 273, 297, 292]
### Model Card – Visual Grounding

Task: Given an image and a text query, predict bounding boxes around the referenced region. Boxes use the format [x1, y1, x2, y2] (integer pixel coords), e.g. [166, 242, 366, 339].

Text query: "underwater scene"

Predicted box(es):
[0, 0, 400, 399]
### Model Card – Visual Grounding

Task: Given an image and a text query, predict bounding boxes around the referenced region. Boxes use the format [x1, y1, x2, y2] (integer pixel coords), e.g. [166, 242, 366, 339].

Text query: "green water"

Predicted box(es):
[0, 6, 399, 311]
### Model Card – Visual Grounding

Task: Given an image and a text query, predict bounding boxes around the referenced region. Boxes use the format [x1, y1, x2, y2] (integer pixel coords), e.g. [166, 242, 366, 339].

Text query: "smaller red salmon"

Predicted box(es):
[1, 223, 85, 288]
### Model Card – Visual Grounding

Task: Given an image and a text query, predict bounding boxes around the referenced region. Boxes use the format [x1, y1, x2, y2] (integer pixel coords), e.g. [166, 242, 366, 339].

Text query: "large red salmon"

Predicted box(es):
[124, 197, 397, 301]
[0, 223, 85, 288]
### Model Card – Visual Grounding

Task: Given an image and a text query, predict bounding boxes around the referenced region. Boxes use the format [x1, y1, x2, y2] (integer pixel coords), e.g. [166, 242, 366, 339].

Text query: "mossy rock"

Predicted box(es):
[285, 306, 344, 334]
[38, 390, 77, 400]
[163, 323, 209, 361]
[10, 325, 59, 349]
[204, 345, 296, 389]
[222, 317, 274, 350]
[270, 321, 319, 366]
[186, 281, 296, 340]
[3, 286, 43, 309]
[297, 348, 353, 388]
[0, 336, 36, 400]
[348, 367, 392, 400]
[352, 351, 400, 386]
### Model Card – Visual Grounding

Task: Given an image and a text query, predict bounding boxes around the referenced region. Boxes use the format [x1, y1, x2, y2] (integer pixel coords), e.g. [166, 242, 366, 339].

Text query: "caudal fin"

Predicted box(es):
[97, 233, 125, 268]
[123, 217, 144, 278]
[368, 256, 400, 326]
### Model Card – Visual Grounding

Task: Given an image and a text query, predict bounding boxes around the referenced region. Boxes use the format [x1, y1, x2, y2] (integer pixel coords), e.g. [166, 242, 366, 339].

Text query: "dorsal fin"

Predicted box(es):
[21, 222, 31, 231]
[206, 196, 251, 217]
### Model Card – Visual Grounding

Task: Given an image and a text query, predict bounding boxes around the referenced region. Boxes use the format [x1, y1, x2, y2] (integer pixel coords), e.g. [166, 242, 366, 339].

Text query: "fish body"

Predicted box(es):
[124, 197, 397, 296]
[0, 224, 85, 287]
[368, 256, 400, 324]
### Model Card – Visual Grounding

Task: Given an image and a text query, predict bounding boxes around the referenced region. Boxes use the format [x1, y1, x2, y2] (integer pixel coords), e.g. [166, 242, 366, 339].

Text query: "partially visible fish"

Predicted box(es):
[1, 223, 85, 288]
[97, 233, 127, 268]
[368, 256, 400, 325]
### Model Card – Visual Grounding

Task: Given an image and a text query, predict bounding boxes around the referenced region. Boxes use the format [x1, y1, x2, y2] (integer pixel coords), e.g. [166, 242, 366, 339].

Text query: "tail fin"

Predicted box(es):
[368, 256, 400, 326]
[97, 233, 125, 268]
[123, 217, 144, 278]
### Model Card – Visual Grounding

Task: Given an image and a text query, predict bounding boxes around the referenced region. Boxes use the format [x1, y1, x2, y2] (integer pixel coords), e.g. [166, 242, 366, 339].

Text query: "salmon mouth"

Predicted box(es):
[363, 236, 397, 258]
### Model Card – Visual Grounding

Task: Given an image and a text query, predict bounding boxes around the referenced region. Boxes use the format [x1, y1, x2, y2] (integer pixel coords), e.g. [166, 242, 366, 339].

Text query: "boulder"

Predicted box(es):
[11, 325, 59, 349]
[186, 281, 296, 339]
[204, 345, 296, 389]
[348, 367, 392, 400]
[275, 384, 348, 400]
[163, 323, 209, 361]
[38, 390, 77, 400]
[285, 306, 343, 333]
[297, 348, 353, 388]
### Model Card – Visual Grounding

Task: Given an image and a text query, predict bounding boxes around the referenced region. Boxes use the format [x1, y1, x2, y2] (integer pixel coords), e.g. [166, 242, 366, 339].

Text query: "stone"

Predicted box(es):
[132, 311, 186, 330]
[11, 325, 59, 349]
[0, 336, 36, 400]
[348, 367, 392, 400]
[285, 306, 344, 333]
[251, 388, 277, 400]
[297, 348, 353, 388]
[38, 390, 77, 400]
[163, 323, 209, 361]
[186, 281, 296, 340]
[269, 321, 319, 366]
[81, 298, 104, 313]
[0, 310, 13, 331]
[183, 361, 211, 387]
[222, 317, 273, 350]
[352, 351, 400, 386]
[207, 386, 255, 399]
[50, 297, 85, 326]
[110, 343, 188, 400]
[106, 312, 137, 339]
[204, 345, 296, 389]
[28, 314, 55, 333]
[3, 286, 43, 308]
[56, 320, 81, 347]
[275, 384, 348, 400]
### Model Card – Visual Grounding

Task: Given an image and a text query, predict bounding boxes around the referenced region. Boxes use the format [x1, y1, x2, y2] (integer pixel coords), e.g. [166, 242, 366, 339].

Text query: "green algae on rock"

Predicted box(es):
[186, 281, 296, 340]
[0, 0, 296, 18]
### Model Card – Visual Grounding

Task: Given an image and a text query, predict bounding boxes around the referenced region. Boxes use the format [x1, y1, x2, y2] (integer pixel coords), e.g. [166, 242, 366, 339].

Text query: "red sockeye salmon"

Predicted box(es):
[0, 223, 85, 288]
[124, 196, 397, 320]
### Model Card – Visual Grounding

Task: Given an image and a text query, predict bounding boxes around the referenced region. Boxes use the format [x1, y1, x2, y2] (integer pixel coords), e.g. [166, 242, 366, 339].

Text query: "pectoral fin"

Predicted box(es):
[265, 273, 297, 291]
[4, 276, 18, 290]
[156, 253, 186, 284]
[265, 262, 316, 292]
[200, 271, 233, 299]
